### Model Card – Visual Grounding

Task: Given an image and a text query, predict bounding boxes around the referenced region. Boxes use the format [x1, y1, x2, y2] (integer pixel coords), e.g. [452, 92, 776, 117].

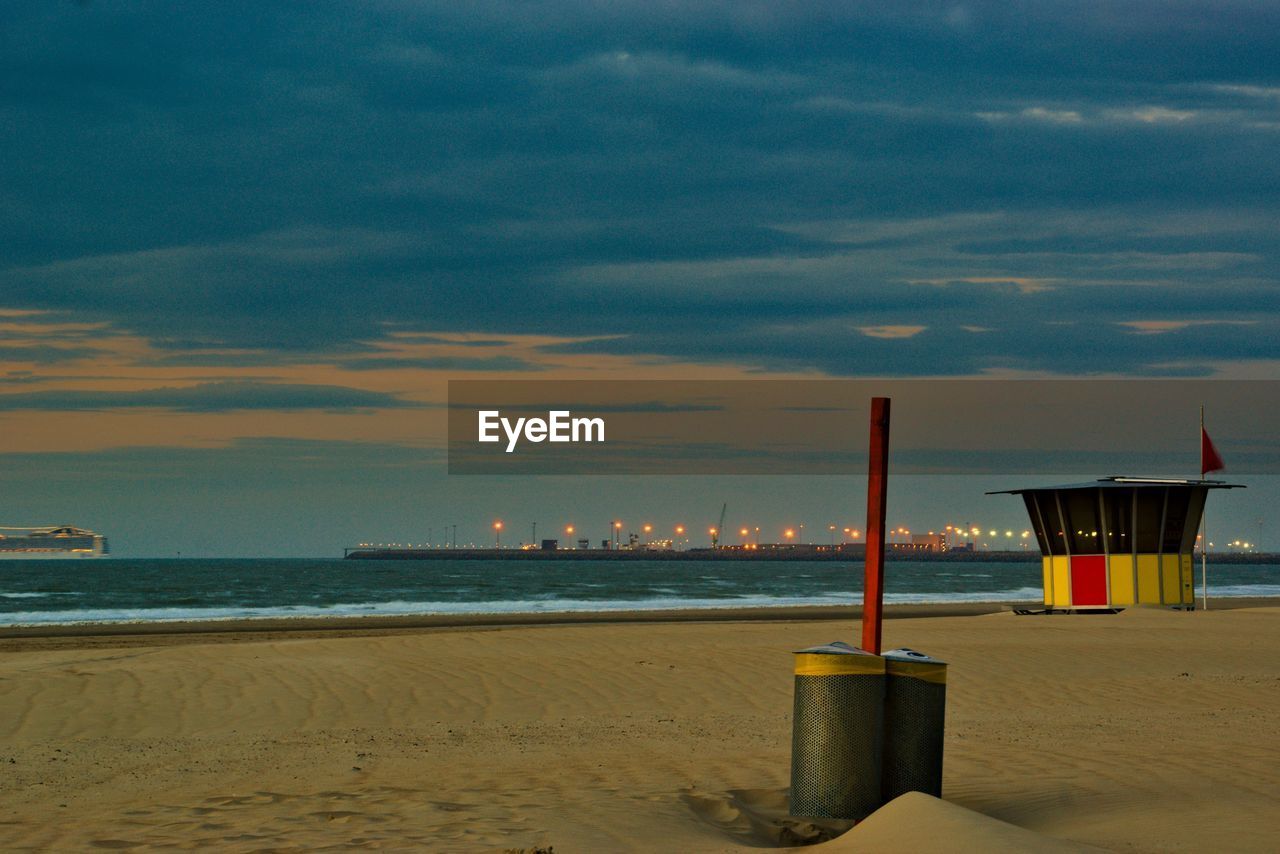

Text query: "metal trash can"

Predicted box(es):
[789, 641, 885, 819]
[881, 648, 947, 800]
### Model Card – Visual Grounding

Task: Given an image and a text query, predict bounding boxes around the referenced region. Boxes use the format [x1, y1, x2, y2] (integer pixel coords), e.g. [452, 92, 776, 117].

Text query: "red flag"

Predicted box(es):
[1201, 427, 1225, 476]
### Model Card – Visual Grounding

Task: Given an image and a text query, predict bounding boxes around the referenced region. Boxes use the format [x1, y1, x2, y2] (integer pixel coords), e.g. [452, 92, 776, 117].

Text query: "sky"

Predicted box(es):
[1, 2, 1277, 555]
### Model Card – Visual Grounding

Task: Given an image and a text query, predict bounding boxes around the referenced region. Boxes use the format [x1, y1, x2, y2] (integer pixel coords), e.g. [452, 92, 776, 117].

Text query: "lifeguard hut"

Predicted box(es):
[990, 477, 1243, 611]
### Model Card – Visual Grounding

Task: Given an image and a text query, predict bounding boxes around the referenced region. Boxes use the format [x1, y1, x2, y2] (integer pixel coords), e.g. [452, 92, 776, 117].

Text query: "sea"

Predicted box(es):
[2, 558, 1279, 627]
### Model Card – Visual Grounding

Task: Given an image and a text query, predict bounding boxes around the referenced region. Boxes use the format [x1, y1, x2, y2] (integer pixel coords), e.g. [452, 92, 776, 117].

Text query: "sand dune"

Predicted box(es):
[1, 606, 1278, 850]
[829, 792, 1102, 852]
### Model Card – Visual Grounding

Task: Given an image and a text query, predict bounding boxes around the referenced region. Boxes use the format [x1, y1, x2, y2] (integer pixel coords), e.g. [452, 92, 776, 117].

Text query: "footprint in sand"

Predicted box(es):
[683, 787, 854, 846]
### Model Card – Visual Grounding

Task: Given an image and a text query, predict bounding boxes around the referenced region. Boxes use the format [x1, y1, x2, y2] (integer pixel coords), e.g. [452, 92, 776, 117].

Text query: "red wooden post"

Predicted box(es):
[862, 397, 890, 654]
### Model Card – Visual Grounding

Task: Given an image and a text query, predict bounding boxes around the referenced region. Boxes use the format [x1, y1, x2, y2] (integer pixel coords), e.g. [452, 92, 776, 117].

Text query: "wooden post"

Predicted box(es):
[862, 397, 890, 654]
[1200, 404, 1209, 611]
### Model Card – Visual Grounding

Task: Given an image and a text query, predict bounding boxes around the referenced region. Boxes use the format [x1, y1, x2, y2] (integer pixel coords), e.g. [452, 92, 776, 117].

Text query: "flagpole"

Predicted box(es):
[1200, 404, 1208, 612]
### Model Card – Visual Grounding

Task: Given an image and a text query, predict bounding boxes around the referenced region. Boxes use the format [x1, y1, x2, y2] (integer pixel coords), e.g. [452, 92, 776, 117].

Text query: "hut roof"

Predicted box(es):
[987, 476, 1245, 495]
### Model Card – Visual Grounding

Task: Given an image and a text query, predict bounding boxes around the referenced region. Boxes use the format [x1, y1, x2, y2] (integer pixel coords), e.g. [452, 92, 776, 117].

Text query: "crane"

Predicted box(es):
[711, 503, 727, 548]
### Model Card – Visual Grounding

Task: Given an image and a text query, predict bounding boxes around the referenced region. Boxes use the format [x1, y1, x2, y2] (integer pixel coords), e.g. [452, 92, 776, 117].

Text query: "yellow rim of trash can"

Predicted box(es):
[884, 660, 947, 684]
[794, 653, 886, 676]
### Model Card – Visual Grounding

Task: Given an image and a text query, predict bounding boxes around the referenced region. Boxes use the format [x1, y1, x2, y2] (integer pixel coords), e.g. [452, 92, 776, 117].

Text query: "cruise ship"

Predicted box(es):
[0, 526, 109, 558]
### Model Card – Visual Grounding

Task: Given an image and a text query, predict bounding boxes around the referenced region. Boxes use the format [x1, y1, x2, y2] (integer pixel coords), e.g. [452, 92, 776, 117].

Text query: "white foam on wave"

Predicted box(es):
[0, 591, 82, 599]
[883, 586, 1044, 603]
[1202, 583, 1280, 598]
[3, 584, 1276, 627]
[0, 588, 1034, 626]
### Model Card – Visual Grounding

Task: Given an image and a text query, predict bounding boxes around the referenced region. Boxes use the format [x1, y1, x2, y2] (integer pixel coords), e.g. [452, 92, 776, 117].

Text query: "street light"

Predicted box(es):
[493, 520, 503, 548]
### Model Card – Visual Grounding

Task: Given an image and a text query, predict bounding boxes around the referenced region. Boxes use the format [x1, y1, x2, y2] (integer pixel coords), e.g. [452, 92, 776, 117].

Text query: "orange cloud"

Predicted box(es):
[1118, 320, 1259, 335]
[0, 311, 821, 453]
[856, 325, 927, 339]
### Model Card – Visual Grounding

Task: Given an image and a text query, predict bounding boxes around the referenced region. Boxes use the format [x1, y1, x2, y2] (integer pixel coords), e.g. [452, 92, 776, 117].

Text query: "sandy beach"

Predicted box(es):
[2, 604, 1278, 851]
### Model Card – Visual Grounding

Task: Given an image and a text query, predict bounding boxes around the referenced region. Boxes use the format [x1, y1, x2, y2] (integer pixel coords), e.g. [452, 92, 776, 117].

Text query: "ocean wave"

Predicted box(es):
[1200, 584, 1280, 598]
[0, 591, 82, 599]
[4, 584, 1277, 627]
[883, 586, 1044, 603]
[0, 588, 1037, 626]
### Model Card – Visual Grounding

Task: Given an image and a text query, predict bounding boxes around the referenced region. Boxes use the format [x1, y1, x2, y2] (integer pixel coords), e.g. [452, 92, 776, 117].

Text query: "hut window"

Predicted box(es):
[1063, 489, 1103, 554]
[1103, 487, 1133, 553]
[1162, 488, 1192, 553]
[1134, 489, 1163, 552]
[1180, 488, 1208, 553]
[1023, 494, 1051, 554]
[1033, 492, 1067, 554]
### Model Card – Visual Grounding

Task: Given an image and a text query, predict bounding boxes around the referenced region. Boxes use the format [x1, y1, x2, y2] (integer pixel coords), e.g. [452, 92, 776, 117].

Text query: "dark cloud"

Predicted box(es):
[0, 2, 1277, 376]
[0, 346, 105, 364]
[0, 381, 416, 412]
[0, 437, 444, 478]
[544, 312, 1280, 377]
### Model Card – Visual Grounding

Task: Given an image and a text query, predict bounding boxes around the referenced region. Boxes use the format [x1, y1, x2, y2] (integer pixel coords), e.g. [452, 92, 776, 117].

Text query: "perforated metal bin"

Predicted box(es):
[881, 648, 947, 800]
[789, 641, 885, 820]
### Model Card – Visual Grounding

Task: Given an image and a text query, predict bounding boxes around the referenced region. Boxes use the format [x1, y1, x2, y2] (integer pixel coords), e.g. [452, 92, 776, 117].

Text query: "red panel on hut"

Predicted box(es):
[1069, 555, 1108, 606]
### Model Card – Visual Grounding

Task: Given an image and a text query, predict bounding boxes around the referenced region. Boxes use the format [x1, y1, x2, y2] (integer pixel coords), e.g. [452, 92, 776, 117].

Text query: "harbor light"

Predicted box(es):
[493, 519, 503, 548]
[784, 528, 795, 540]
